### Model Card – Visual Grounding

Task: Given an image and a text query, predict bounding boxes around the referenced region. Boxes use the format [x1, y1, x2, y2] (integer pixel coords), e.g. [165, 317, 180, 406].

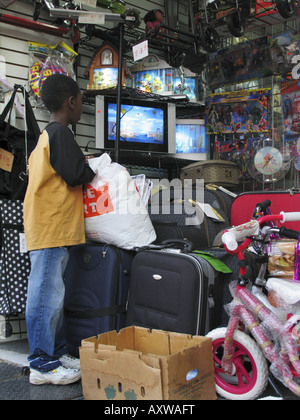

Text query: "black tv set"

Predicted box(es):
[95, 96, 176, 154]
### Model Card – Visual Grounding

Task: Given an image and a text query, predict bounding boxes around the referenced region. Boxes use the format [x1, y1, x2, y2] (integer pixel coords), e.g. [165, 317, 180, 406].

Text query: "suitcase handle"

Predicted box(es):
[161, 239, 193, 253]
[134, 239, 193, 253]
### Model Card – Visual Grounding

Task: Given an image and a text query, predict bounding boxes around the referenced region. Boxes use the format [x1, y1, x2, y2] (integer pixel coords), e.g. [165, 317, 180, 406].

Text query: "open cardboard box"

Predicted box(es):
[79, 326, 216, 400]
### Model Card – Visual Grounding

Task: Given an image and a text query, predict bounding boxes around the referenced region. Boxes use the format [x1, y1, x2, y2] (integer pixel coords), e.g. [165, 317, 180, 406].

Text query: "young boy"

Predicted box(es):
[23, 74, 96, 385]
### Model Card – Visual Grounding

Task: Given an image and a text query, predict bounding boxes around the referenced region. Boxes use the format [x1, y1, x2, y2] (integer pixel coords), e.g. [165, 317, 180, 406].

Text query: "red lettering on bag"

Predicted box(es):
[84, 184, 114, 218]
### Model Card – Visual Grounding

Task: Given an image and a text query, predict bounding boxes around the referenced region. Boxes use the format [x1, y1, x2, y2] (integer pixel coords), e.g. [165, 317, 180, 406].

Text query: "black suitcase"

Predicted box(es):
[125, 246, 230, 336]
[64, 243, 134, 357]
[149, 191, 230, 250]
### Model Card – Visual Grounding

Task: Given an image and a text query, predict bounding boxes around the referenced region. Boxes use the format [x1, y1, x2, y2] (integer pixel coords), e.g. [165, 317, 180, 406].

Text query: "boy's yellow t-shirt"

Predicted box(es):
[23, 122, 95, 251]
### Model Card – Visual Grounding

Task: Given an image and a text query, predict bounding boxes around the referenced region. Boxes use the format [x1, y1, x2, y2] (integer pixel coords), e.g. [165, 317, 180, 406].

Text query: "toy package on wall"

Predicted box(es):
[206, 89, 271, 134]
[281, 79, 300, 142]
[205, 36, 274, 89]
[271, 30, 299, 76]
[28, 41, 78, 106]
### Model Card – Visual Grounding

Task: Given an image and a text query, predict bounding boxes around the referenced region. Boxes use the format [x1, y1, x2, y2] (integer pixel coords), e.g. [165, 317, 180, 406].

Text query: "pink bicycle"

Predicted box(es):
[207, 202, 300, 400]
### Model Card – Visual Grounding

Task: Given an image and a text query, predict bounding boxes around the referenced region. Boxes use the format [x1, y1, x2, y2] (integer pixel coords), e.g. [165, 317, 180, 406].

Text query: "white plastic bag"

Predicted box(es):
[84, 154, 156, 250]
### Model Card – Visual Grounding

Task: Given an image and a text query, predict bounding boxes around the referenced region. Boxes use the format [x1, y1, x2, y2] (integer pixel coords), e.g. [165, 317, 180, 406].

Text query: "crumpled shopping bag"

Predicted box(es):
[84, 153, 156, 250]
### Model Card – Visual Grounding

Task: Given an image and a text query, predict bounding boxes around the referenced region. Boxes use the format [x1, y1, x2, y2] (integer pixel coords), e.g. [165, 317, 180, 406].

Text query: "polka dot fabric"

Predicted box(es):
[0, 200, 30, 315]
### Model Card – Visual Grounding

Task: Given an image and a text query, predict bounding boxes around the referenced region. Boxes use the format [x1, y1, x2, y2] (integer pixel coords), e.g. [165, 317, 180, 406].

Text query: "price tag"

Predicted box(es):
[0, 148, 14, 172]
[19, 233, 28, 254]
[79, 12, 105, 25]
[132, 40, 149, 62]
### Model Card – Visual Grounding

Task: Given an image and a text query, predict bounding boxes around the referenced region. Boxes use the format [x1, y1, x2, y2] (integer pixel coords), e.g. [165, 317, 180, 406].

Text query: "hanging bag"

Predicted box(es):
[0, 85, 40, 200]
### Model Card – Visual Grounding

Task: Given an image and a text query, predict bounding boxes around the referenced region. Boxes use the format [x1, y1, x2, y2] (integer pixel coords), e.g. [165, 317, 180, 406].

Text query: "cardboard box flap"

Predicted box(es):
[85, 326, 210, 357]
[79, 327, 216, 401]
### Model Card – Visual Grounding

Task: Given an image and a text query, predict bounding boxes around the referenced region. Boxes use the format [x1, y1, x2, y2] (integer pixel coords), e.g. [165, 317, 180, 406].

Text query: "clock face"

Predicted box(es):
[254, 146, 283, 176]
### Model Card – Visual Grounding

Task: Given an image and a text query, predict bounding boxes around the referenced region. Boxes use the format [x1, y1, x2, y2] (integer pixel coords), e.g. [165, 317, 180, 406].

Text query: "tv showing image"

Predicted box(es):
[108, 103, 165, 145]
[173, 77, 197, 101]
[93, 68, 118, 89]
[96, 96, 176, 153]
[176, 121, 206, 154]
[134, 69, 173, 94]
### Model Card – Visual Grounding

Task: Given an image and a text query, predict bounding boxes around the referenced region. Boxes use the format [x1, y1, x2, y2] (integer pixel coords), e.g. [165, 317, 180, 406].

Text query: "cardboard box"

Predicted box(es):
[79, 326, 216, 401]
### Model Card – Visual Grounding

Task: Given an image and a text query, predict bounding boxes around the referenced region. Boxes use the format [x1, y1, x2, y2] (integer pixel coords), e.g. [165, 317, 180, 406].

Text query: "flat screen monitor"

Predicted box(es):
[96, 96, 176, 154]
[175, 119, 207, 160]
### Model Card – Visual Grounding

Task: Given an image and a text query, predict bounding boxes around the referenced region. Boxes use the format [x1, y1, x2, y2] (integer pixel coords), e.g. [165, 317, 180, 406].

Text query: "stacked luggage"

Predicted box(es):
[63, 182, 251, 357]
[64, 244, 134, 357]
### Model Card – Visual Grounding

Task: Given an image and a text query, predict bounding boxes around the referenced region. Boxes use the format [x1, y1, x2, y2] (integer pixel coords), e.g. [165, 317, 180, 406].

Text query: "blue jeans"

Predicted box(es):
[26, 247, 70, 372]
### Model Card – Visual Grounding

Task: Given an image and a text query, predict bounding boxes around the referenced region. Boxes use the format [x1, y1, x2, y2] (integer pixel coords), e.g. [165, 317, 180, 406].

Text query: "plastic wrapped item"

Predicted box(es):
[84, 154, 156, 250]
[268, 240, 297, 280]
[294, 242, 300, 282]
[28, 41, 78, 105]
[39, 41, 77, 91]
[28, 42, 52, 103]
[267, 277, 300, 310]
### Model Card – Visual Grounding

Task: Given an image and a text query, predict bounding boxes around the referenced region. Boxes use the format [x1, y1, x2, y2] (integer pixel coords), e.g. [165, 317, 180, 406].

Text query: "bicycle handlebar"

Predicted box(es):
[253, 199, 272, 218]
[222, 212, 300, 252]
[279, 227, 300, 240]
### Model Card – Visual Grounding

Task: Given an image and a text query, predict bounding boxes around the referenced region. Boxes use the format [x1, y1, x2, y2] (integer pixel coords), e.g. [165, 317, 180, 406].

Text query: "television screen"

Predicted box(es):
[93, 68, 118, 89]
[134, 68, 198, 101]
[96, 96, 176, 153]
[173, 77, 197, 101]
[176, 120, 206, 154]
[134, 69, 173, 94]
[108, 102, 165, 145]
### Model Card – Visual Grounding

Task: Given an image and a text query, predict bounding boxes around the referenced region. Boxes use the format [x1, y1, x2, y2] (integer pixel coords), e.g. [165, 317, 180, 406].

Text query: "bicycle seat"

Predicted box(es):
[267, 277, 300, 306]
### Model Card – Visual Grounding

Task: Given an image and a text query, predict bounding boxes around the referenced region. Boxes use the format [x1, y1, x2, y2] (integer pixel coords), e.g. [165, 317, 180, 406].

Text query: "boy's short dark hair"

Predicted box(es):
[41, 74, 81, 113]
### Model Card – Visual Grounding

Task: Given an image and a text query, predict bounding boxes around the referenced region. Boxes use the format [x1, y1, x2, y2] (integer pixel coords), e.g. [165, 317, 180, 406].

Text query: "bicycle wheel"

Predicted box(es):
[276, 0, 296, 19]
[199, 26, 221, 53]
[226, 11, 246, 37]
[207, 328, 269, 400]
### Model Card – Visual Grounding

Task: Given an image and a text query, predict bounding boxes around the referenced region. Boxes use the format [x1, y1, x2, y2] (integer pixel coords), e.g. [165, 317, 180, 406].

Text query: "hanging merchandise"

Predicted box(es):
[40, 41, 77, 90]
[0, 85, 40, 201]
[109, 0, 126, 14]
[246, 137, 291, 183]
[206, 89, 271, 134]
[28, 42, 52, 103]
[271, 30, 299, 76]
[205, 36, 274, 90]
[281, 78, 300, 142]
[84, 153, 156, 250]
[28, 41, 78, 105]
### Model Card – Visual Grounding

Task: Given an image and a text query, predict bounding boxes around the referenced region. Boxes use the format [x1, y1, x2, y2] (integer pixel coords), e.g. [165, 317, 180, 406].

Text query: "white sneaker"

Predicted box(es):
[59, 354, 81, 370]
[29, 366, 81, 386]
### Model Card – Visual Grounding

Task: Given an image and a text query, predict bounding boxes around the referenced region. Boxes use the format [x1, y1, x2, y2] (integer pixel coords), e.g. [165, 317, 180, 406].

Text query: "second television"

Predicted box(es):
[95, 96, 176, 154]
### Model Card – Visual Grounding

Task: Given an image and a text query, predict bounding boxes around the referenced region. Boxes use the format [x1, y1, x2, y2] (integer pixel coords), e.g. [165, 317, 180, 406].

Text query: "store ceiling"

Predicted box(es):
[21, 0, 298, 70]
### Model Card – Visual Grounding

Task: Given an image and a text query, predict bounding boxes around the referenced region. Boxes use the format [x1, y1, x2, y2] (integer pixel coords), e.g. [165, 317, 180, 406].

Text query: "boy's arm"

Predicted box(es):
[49, 125, 95, 187]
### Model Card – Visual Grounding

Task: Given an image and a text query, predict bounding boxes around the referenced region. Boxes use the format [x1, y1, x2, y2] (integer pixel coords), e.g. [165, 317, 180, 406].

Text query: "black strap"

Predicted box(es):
[0, 85, 40, 142]
[0, 89, 18, 140]
[22, 87, 40, 142]
[64, 304, 127, 319]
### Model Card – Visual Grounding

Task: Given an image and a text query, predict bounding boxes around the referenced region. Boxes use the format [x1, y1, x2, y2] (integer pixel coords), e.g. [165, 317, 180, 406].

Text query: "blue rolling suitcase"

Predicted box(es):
[63, 243, 134, 357]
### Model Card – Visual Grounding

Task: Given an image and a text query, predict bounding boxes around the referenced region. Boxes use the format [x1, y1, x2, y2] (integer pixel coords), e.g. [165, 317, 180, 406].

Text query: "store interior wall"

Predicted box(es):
[0, 0, 165, 148]
[0, 0, 299, 191]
